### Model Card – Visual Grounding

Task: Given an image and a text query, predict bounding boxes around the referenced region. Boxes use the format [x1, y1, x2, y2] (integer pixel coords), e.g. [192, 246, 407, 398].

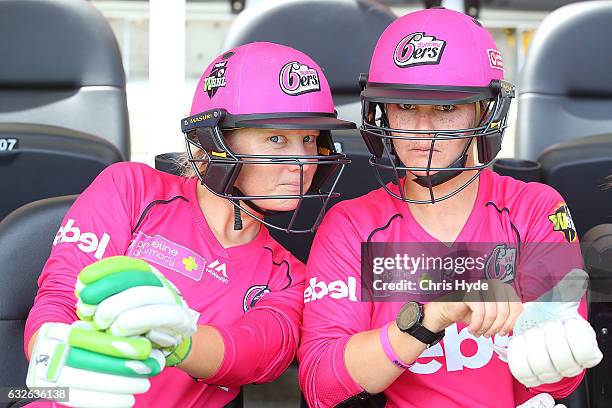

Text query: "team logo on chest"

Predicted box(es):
[394, 32, 446, 68]
[243, 285, 271, 312]
[484, 244, 517, 283]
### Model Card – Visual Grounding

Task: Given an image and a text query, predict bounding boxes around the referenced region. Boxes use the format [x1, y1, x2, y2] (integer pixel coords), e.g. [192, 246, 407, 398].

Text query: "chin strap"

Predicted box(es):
[230, 187, 284, 230]
[410, 101, 483, 189]
[232, 200, 243, 231]
[412, 138, 473, 188]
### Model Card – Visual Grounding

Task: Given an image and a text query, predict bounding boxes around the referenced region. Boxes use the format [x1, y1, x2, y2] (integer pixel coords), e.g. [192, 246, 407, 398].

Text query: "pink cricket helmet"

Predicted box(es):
[360, 8, 515, 204]
[181, 42, 354, 233]
[187, 41, 354, 129]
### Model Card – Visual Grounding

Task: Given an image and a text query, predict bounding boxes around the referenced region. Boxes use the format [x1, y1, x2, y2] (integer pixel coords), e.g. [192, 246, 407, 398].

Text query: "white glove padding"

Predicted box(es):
[506, 269, 603, 387]
[516, 393, 567, 408]
[75, 256, 200, 348]
[27, 322, 164, 408]
[93, 285, 199, 347]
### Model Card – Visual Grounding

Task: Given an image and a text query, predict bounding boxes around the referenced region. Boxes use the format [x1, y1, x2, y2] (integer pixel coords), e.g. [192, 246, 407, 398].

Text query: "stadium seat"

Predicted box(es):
[516, 1, 612, 160]
[516, 5, 612, 402]
[580, 224, 612, 408]
[221, 0, 395, 261]
[492, 158, 542, 183]
[0, 0, 130, 159]
[0, 123, 123, 220]
[537, 134, 612, 239]
[0, 195, 77, 400]
[223, 0, 396, 125]
[0, 195, 245, 407]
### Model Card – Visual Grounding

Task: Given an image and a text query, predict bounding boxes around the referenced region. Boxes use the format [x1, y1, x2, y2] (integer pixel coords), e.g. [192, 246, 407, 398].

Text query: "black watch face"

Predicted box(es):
[397, 302, 420, 330]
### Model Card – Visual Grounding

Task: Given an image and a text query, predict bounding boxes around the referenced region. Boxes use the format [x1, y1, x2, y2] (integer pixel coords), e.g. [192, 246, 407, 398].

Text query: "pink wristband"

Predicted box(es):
[380, 322, 413, 370]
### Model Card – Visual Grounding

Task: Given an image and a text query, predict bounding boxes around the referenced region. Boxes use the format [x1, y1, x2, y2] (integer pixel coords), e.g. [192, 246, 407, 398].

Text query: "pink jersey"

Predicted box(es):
[24, 162, 305, 407]
[298, 169, 586, 408]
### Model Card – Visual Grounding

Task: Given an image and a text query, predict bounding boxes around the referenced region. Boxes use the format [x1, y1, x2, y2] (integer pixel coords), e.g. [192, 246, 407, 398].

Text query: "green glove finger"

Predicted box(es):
[67, 347, 162, 377]
[68, 327, 151, 360]
[79, 256, 152, 284]
[79, 271, 163, 305]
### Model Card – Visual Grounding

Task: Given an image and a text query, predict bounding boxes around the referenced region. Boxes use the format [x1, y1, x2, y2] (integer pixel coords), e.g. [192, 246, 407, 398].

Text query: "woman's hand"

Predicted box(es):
[425, 280, 523, 337]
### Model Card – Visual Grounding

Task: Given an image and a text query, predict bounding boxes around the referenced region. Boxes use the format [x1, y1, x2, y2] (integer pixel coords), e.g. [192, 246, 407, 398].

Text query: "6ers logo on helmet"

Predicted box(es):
[279, 61, 321, 96]
[204, 61, 228, 98]
[393, 32, 446, 68]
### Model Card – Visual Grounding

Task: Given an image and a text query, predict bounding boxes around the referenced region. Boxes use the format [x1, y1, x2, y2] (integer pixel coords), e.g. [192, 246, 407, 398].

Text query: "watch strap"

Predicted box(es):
[407, 324, 444, 347]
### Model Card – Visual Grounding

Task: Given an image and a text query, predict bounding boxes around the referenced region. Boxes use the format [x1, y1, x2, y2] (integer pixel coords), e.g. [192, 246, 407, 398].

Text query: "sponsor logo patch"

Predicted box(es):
[548, 203, 577, 242]
[394, 32, 446, 68]
[206, 259, 229, 283]
[128, 232, 208, 281]
[279, 61, 321, 96]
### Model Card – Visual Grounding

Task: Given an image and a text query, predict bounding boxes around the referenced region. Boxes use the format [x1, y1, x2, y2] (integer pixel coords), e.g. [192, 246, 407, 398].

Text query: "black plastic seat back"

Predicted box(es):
[516, 1, 612, 160]
[581, 224, 612, 408]
[0, 195, 77, 394]
[0, 0, 130, 158]
[537, 134, 612, 239]
[0, 195, 246, 408]
[223, 0, 396, 125]
[0, 123, 123, 220]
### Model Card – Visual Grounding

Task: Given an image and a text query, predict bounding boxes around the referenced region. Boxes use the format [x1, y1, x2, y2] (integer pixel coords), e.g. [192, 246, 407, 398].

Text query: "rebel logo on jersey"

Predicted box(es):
[204, 61, 228, 98]
[279, 61, 321, 96]
[409, 322, 510, 374]
[53, 219, 110, 260]
[393, 32, 446, 68]
[548, 203, 577, 242]
[303, 276, 358, 303]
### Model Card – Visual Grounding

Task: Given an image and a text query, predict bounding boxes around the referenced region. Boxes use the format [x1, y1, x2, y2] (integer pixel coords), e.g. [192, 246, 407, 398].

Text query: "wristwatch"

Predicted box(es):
[396, 302, 445, 347]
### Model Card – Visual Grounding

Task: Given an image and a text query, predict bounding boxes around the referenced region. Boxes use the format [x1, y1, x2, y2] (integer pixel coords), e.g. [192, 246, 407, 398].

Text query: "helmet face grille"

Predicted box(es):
[180, 42, 357, 233]
[359, 81, 515, 204]
[184, 119, 350, 234]
[357, 8, 516, 204]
